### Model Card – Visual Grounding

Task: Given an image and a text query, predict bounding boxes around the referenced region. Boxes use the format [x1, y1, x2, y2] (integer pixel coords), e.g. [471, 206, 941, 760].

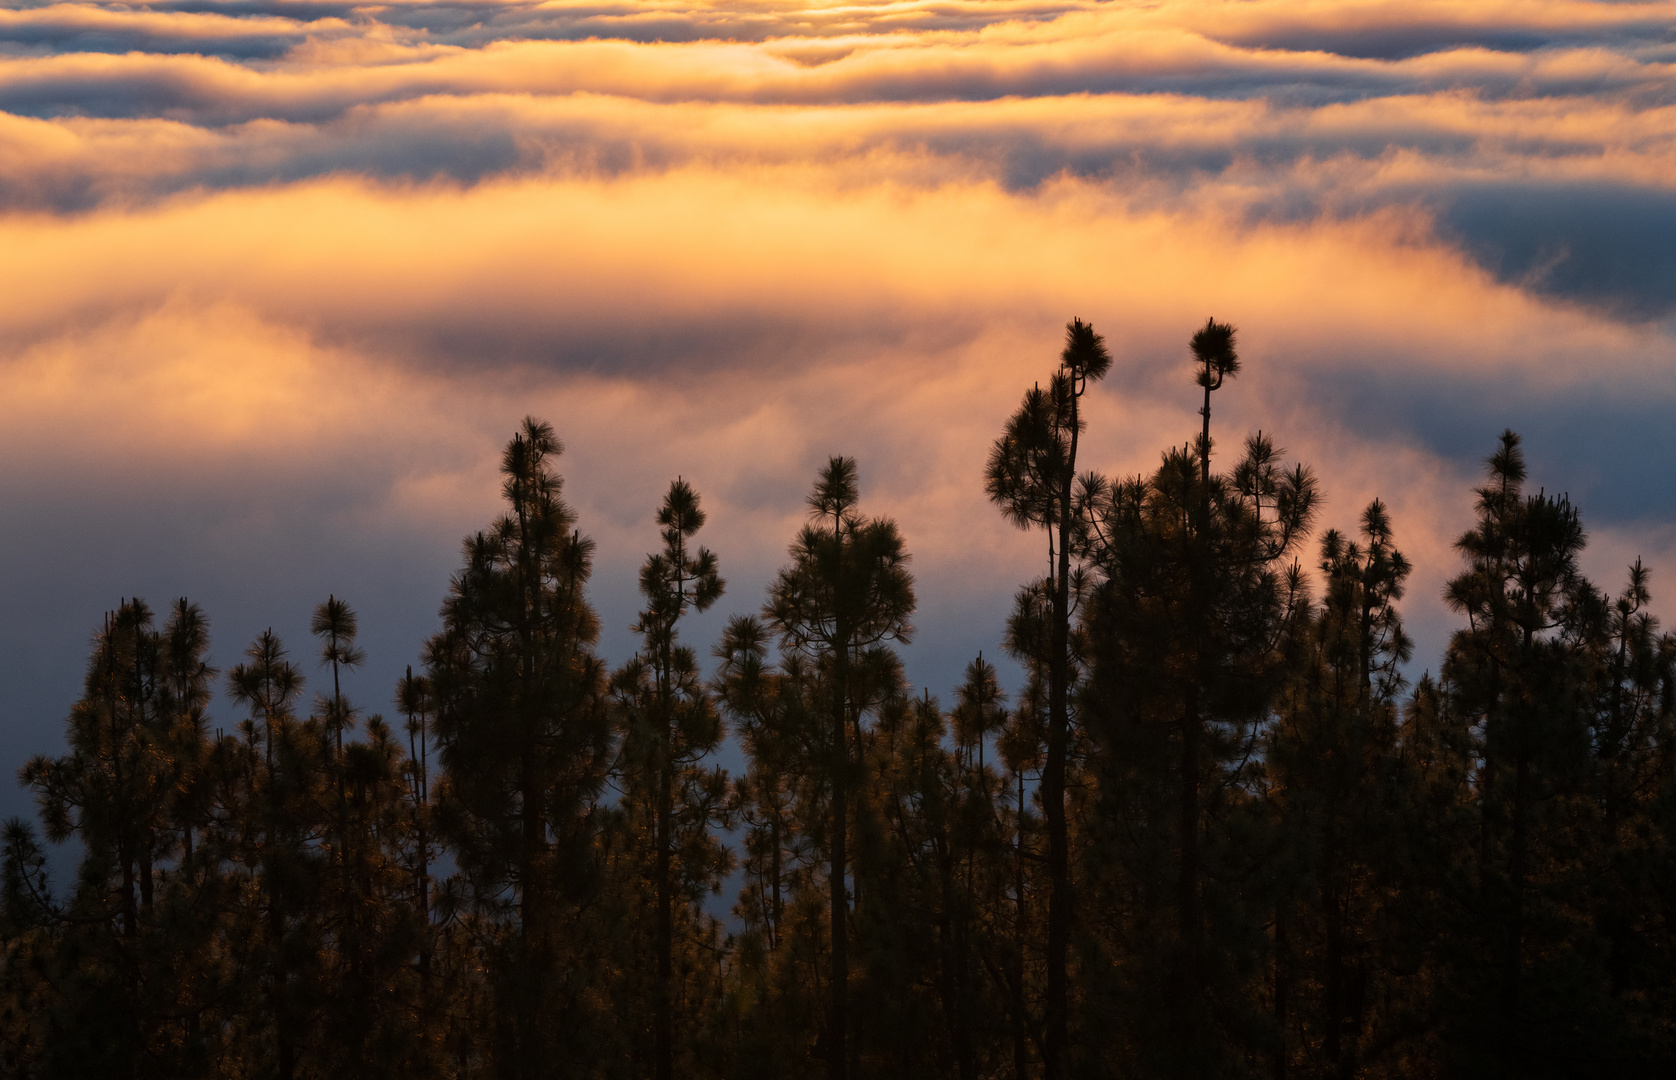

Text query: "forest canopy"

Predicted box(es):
[2, 320, 1671, 1080]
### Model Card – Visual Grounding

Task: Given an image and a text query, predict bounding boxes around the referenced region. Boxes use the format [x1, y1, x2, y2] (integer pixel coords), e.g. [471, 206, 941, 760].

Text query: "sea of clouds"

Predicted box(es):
[2, 0, 1674, 826]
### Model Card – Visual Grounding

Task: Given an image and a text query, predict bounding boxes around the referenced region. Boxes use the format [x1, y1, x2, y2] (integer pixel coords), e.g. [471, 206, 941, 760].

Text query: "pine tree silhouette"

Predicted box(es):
[767, 456, 914, 1080]
[611, 478, 728, 1080]
[424, 418, 611, 1079]
[1078, 320, 1316, 1077]
[985, 318, 1110, 1079]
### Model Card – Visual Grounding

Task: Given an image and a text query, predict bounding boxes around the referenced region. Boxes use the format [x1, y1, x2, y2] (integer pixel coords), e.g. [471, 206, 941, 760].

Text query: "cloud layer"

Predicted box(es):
[2, 0, 1673, 824]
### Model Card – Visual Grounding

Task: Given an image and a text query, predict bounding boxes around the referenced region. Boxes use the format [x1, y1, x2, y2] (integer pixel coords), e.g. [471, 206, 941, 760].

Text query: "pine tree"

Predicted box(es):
[1266, 501, 1413, 1077]
[6, 394, 1676, 1080]
[853, 685, 959, 1078]
[715, 619, 826, 1077]
[396, 667, 437, 988]
[310, 596, 374, 1069]
[1079, 320, 1316, 1077]
[1441, 432, 1587, 1068]
[227, 628, 312, 1080]
[717, 616, 805, 960]
[15, 599, 232, 1078]
[425, 417, 612, 1078]
[948, 658, 1009, 1080]
[1583, 562, 1676, 1064]
[985, 319, 1110, 1079]
[609, 478, 730, 1080]
[994, 662, 1048, 1080]
[766, 456, 914, 1080]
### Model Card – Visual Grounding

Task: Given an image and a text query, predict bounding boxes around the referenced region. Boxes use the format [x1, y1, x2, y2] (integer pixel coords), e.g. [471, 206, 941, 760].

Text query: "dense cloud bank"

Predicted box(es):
[0, 0, 1673, 827]
[3, 3, 1676, 317]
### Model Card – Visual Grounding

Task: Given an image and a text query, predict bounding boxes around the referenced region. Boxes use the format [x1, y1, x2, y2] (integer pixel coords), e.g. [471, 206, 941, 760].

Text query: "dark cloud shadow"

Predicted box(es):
[1293, 365, 1676, 530]
[0, 25, 311, 60]
[1206, 22, 1676, 62]
[1438, 181, 1676, 322]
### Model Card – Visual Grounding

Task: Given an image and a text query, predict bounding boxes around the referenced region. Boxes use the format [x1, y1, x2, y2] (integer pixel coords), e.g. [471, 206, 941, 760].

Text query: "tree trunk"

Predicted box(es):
[828, 637, 850, 1080]
[1174, 680, 1204, 1061]
[1273, 907, 1288, 1080]
[770, 811, 783, 951]
[1043, 382, 1080, 1080]
[1015, 773, 1031, 1080]
[1324, 876, 1343, 1071]
[656, 748, 674, 1080]
[1505, 748, 1527, 1039]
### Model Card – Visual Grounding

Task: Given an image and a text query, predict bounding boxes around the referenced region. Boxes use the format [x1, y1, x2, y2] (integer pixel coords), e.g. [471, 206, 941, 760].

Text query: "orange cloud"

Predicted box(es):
[1, 0, 1673, 738]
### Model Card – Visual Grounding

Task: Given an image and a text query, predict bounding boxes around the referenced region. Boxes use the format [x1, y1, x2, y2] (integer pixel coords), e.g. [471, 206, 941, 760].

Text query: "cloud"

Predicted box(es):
[1195, 0, 1676, 59]
[6, 4, 1676, 127]
[1, 0, 1674, 817]
[1438, 181, 1676, 320]
[0, 4, 351, 59]
[0, 164, 1666, 598]
[2, 2, 1674, 332]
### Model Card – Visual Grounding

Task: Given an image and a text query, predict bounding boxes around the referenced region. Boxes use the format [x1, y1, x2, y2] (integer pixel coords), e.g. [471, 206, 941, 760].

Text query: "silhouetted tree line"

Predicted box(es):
[2, 321, 1672, 1080]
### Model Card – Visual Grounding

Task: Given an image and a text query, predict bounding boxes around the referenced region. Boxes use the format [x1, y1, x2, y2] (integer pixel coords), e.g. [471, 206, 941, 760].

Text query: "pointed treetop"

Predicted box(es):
[638, 477, 725, 626]
[658, 476, 706, 541]
[501, 416, 564, 505]
[228, 629, 304, 717]
[396, 665, 432, 718]
[110, 597, 153, 637]
[1362, 498, 1394, 543]
[807, 455, 860, 521]
[1062, 318, 1112, 382]
[506, 417, 561, 468]
[165, 598, 213, 676]
[953, 651, 1008, 749]
[1621, 558, 1651, 615]
[1488, 428, 1526, 491]
[1190, 317, 1240, 389]
[312, 595, 366, 670]
[714, 613, 769, 667]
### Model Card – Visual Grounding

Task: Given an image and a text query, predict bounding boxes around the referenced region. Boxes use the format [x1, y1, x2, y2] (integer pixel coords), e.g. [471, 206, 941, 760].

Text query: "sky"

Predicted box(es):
[2, 0, 1674, 832]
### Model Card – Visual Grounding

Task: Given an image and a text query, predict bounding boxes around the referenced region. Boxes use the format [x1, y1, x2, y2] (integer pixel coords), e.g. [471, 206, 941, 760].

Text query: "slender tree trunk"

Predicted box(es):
[1505, 747, 1527, 1037]
[825, 492, 855, 1080]
[518, 738, 539, 895]
[1480, 658, 1498, 878]
[956, 750, 979, 1080]
[938, 845, 976, 1080]
[417, 840, 431, 985]
[1043, 383, 1080, 1080]
[1273, 907, 1288, 1080]
[656, 739, 674, 1080]
[1014, 772, 1030, 1080]
[955, 893, 976, 1080]
[412, 690, 432, 989]
[117, 802, 136, 938]
[109, 670, 139, 941]
[655, 550, 688, 1080]
[1169, 378, 1217, 1073]
[139, 834, 154, 912]
[512, 459, 548, 1079]
[1174, 679, 1204, 1060]
[333, 649, 353, 946]
[828, 639, 850, 1080]
[771, 810, 783, 951]
[519, 739, 542, 1076]
[1324, 874, 1343, 1071]
[267, 706, 295, 1080]
[273, 887, 294, 1080]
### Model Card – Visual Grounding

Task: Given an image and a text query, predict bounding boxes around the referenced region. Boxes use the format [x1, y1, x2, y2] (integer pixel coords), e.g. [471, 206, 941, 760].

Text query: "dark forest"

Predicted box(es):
[2, 320, 1670, 1080]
